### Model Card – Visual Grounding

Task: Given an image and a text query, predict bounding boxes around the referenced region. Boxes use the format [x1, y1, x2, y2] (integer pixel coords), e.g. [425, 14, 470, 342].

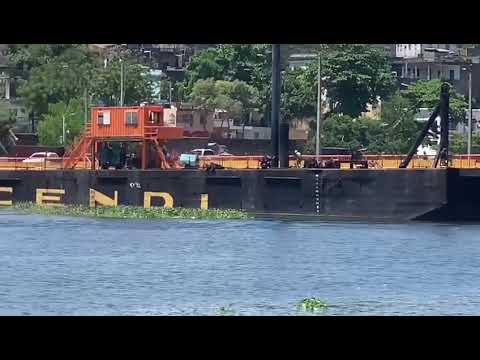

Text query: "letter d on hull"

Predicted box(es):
[144, 192, 174, 208]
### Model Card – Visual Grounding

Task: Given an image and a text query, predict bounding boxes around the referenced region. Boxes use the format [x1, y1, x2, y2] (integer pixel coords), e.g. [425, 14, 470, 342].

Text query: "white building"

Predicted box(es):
[395, 44, 461, 59]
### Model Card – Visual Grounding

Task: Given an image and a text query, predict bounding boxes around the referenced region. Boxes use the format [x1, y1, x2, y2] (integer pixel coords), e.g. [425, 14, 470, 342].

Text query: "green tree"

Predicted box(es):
[8, 44, 88, 71]
[378, 94, 421, 154]
[185, 49, 225, 85]
[0, 100, 14, 139]
[449, 132, 480, 154]
[89, 58, 153, 106]
[319, 44, 396, 117]
[320, 114, 383, 151]
[10, 44, 96, 115]
[189, 78, 258, 122]
[402, 79, 467, 124]
[37, 99, 85, 147]
[185, 44, 271, 118]
[281, 67, 318, 122]
[8, 45, 153, 115]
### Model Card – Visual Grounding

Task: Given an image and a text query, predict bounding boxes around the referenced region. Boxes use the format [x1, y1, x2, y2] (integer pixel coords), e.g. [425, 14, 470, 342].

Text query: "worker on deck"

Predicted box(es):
[294, 149, 302, 168]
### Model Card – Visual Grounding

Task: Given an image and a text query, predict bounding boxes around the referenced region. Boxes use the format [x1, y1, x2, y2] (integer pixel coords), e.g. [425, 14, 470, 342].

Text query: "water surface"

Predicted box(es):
[0, 210, 479, 315]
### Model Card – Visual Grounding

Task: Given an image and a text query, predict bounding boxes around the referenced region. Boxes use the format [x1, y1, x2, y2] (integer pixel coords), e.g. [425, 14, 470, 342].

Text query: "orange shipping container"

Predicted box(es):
[90, 105, 183, 139]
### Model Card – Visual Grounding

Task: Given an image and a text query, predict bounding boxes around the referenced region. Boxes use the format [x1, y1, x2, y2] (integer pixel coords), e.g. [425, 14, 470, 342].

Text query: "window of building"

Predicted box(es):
[125, 111, 138, 126]
[254, 132, 260, 139]
[200, 113, 206, 125]
[179, 113, 193, 127]
[97, 111, 111, 125]
[449, 70, 455, 81]
[437, 70, 441, 78]
[417, 68, 420, 78]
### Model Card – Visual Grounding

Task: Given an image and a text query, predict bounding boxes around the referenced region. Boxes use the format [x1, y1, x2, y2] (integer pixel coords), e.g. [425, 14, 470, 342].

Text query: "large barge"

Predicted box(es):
[1, 46, 479, 221]
[0, 167, 479, 221]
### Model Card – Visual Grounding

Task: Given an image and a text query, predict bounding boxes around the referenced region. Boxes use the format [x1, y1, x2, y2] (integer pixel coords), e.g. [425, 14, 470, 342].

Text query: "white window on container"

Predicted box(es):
[125, 111, 138, 126]
[97, 111, 111, 125]
[149, 111, 161, 124]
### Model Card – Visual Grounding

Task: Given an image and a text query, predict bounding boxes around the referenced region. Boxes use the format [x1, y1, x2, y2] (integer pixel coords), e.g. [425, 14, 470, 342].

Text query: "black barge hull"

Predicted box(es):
[0, 168, 479, 221]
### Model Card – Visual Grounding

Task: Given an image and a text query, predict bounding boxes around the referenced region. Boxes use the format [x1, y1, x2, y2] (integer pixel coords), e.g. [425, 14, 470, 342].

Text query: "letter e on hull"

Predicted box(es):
[0, 187, 13, 206]
[36, 189, 65, 206]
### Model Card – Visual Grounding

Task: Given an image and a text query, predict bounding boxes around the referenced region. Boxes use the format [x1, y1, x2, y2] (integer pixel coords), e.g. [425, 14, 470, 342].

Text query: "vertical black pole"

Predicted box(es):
[31, 112, 36, 133]
[440, 82, 449, 166]
[271, 44, 280, 167]
[434, 83, 450, 168]
[279, 122, 289, 167]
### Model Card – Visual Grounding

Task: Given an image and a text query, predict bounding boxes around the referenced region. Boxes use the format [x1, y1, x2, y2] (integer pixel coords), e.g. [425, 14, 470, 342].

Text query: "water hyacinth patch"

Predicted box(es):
[297, 298, 329, 312]
[10, 202, 251, 220]
[216, 305, 236, 316]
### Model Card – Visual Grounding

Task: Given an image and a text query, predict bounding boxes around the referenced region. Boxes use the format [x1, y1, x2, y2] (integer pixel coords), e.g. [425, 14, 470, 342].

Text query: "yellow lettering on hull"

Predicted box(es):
[144, 192, 173, 209]
[0, 187, 13, 206]
[89, 189, 118, 207]
[36, 189, 65, 206]
[200, 194, 208, 209]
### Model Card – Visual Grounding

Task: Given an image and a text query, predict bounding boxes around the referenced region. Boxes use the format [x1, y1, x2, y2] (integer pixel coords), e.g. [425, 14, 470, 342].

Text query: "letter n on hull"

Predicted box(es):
[89, 189, 118, 207]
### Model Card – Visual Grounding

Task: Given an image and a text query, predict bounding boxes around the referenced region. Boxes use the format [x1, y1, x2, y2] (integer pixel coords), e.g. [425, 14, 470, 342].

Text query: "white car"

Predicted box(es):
[191, 149, 216, 156]
[23, 152, 61, 163]
[191, 149, 233, 156]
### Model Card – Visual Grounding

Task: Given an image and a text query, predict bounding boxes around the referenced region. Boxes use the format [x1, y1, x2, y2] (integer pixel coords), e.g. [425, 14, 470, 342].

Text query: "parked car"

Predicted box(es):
[22, 152, 60, 163]
[191, 149, 216, 156]
[190, 146, 233, 157]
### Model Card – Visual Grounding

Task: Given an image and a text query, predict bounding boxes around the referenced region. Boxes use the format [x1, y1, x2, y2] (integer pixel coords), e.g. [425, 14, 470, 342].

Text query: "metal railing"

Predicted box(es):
[0, 157, 92, 171]
[1, 154, 480, 171]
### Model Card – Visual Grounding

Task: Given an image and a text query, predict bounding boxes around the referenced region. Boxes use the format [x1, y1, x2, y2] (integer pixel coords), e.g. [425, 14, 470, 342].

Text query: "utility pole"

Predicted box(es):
[120, 59, 124, 106]
[62, 114, 65, 146]
[316, 52, 322, 157]
[159, 79, 162, 102]
[84, 87, 88, 125]
[468, 65, 473, 160]
[169, 81, 172, 104]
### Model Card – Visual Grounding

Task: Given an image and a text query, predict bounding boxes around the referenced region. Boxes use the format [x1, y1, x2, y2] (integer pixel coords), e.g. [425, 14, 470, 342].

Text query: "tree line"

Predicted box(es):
[0, 44, 473, 154]
[2, 44, 153, 147]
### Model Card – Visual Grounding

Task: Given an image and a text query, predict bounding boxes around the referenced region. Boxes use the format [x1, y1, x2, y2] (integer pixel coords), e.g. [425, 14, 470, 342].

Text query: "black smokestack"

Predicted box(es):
[271, 44, 281, 168]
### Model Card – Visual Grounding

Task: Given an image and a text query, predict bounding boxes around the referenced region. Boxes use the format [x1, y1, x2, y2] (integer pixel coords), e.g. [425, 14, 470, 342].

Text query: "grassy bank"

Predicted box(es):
[10, 202, 251, 220]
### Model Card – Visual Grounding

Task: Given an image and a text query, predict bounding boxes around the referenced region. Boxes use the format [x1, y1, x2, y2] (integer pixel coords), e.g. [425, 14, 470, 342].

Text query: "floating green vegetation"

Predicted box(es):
[216, 305, 236, 316]
[297, 298, 329, 312]
[10, 202, 251, 220]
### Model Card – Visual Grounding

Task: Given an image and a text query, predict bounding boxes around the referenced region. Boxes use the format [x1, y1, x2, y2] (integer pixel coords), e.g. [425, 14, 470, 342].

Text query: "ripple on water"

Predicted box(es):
[1, 212, 480, 315]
